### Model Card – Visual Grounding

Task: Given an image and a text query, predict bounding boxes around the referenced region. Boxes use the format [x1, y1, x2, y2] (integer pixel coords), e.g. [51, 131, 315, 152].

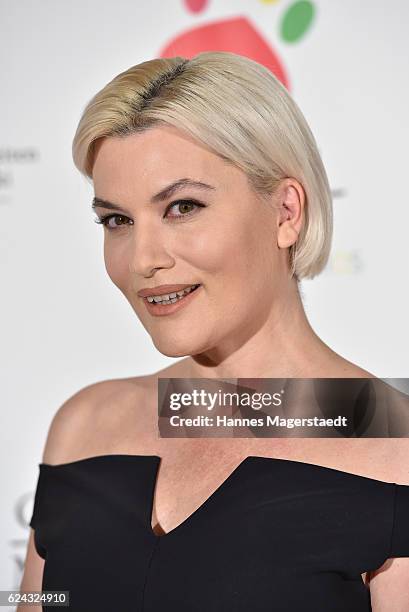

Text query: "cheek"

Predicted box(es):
[103, 240, 129, 289]
[237, 211, 278, 280]
[184, 213, 274, 283]
[178, 226, 232, 273]
[177, 213, 258, 275]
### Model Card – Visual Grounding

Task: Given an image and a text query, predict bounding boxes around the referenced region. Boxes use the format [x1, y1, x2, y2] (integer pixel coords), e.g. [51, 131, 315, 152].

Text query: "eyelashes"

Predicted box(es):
[93, 199, 206, 231]
[94, 214, 131, 230]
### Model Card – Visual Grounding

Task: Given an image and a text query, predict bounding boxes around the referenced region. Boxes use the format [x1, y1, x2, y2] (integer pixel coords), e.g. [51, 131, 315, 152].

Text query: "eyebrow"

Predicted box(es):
[91, 178, 216, 211]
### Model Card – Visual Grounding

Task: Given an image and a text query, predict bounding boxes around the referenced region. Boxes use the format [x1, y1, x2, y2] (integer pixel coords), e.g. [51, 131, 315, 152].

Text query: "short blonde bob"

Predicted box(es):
[72, 51, 332, 281]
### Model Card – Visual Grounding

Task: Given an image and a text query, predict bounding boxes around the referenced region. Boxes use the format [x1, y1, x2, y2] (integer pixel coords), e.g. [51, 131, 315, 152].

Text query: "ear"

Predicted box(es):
[276, 178, 305, 249]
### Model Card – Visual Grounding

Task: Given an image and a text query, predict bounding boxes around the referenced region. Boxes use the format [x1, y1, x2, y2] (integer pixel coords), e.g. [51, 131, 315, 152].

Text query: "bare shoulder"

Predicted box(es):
[346, 364, 377, 378]
[358, 438, 409, 483]
[41, 376, 152, 465]
[321, 351, 376, 378]
[385, 438, 409, 485]
[351, 438, 409, 485]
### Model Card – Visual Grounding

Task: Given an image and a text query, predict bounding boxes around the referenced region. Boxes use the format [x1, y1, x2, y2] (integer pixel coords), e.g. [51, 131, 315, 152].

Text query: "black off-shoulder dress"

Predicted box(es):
[29, 454, 409, 611]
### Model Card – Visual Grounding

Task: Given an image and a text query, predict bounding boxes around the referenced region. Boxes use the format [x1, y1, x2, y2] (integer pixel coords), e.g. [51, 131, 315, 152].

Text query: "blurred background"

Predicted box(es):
[1, 0, 408, 594]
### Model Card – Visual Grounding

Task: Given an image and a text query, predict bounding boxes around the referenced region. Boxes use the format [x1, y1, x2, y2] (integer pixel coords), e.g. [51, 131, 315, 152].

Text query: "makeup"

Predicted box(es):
[142, 284, 202, 317]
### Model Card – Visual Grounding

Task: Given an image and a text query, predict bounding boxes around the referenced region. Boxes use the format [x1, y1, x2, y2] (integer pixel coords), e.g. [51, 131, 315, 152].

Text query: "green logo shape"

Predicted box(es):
[280, 1, 315, 43]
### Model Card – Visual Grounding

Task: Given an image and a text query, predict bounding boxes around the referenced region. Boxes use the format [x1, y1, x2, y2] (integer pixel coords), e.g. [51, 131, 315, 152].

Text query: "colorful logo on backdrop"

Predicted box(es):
[160, 0, 316, 91]
[159, 1, 361, 276]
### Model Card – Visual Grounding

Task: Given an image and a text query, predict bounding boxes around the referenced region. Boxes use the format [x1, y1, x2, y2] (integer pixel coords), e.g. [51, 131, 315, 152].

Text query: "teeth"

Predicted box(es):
[146, 284, 199, 304]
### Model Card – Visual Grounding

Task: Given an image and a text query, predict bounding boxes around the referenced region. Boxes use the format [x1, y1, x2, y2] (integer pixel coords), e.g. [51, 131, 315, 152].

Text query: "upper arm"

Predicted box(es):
[18, 379, 123, 602]
[368, 558, 409, 611]
[17, 530, 45, 612]
[368, 439, 409, 611]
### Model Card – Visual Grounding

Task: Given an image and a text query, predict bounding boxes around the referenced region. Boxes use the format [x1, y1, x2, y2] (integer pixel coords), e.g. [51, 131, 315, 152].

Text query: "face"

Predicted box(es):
[92, 125, 292, 359]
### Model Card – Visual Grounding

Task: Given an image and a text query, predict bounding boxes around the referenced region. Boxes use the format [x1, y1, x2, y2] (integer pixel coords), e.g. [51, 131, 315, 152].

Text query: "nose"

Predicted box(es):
[127, 222, 175, 278]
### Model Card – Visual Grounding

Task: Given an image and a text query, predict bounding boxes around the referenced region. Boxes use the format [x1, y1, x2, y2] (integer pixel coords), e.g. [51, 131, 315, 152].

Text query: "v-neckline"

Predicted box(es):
[147, 454, 251, 539]
[40, 453, 399, 540]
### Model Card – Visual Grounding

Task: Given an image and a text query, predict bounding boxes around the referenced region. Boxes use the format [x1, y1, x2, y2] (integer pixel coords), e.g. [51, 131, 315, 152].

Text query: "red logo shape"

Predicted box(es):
[159, 16, 290, 90]
[184, 0, 209, 13]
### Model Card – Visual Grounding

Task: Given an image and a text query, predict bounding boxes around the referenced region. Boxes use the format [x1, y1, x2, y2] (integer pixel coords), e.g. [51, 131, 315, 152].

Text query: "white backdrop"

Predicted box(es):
[1, 0, 408, 594]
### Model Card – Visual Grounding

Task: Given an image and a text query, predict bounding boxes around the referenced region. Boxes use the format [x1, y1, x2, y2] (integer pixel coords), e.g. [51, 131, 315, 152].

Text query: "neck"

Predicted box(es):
[182, 280, 336, 379]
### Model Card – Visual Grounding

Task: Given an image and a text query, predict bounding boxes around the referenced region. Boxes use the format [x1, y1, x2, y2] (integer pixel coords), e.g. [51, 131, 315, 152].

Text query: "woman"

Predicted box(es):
[20, 52, 409, 611]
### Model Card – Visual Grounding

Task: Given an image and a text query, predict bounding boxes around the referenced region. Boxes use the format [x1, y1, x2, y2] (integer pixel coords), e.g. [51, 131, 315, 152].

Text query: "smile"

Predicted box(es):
[143, 284, 202, 317]
[146, 283, 200, 304]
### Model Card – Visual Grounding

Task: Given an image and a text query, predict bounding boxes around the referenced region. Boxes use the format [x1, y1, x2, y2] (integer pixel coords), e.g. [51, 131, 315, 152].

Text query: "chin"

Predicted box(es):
[151, 334, 208, 359]
[152, 340, 193, 358]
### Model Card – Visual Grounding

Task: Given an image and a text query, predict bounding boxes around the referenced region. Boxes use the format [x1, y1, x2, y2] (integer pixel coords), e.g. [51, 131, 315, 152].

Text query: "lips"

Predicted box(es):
[146, 284, 200, 303]
[137, 283, 201, 298]
[142, 283, 202, 316]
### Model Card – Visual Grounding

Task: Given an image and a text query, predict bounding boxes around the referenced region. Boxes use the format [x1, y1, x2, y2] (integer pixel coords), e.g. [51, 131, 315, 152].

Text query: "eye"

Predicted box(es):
[94, 199, 206, 231]
[94, 214, 133, 230]
[164, 199, 205, 220]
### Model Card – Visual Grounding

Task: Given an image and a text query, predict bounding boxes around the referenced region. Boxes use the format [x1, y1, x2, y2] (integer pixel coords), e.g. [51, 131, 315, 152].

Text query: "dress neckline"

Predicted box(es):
[39, 452, 397, 484]
[38, 453, 396, 486]
[39, 454, 399, 540]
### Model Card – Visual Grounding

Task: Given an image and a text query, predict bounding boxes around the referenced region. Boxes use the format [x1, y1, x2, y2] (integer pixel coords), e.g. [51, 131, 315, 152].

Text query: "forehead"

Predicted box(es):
[92, 125, 237, 195]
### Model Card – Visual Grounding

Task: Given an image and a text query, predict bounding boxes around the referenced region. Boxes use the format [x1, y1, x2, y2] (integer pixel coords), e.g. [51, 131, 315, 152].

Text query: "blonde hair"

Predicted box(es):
[72, 51, 332, 280]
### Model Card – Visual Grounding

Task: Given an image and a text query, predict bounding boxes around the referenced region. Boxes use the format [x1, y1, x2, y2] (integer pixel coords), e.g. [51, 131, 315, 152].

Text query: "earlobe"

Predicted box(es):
[275, 179, 305, 249]
[277, 224, 299, 249]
